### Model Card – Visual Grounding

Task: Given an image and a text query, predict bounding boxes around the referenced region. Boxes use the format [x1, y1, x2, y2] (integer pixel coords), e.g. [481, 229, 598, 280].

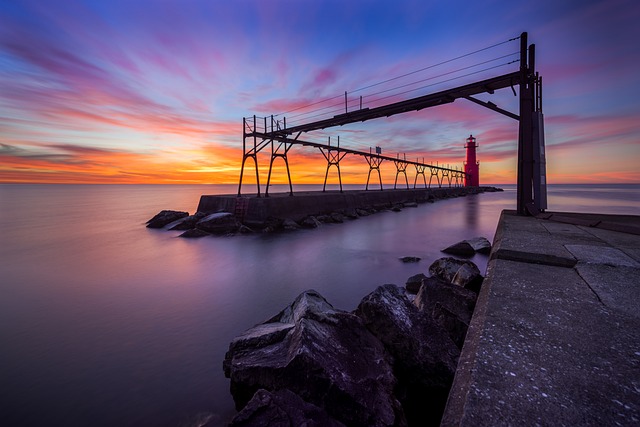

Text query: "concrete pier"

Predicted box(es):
[198, 187, 498, 225]
[442, 210, 640, 426]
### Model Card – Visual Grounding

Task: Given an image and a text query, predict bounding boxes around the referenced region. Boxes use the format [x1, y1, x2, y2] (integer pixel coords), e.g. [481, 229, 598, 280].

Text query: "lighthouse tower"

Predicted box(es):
[464, 135, 479, 187]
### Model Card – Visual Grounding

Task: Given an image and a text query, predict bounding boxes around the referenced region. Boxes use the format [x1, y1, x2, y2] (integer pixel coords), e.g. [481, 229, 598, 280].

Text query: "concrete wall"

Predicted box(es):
[198, 187, 493, 224]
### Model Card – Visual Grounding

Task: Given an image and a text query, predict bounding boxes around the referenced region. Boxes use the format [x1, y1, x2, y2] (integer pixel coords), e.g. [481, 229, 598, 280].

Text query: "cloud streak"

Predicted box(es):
[1, 0, 639, 184]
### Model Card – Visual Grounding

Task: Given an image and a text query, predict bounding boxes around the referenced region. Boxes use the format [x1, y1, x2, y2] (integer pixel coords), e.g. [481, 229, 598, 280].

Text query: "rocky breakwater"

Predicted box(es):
[146, 210, 246, 237]
[145, 187, 504, 238]
[221, 256, 483, 426]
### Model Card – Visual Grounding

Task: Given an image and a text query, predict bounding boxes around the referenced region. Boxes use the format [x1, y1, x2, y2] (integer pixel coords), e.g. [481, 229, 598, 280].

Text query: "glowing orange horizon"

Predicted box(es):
[3, 148, 639, 185]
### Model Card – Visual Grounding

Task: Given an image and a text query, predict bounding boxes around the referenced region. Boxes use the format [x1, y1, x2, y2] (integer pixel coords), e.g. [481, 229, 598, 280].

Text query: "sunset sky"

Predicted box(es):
[1, 0, 638, 185]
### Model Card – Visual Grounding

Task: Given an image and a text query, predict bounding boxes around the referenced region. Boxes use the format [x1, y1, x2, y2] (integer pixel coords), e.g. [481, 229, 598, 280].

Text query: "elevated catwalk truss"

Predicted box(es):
[238, 32, 546, 215]
[240, 115, 465, 196]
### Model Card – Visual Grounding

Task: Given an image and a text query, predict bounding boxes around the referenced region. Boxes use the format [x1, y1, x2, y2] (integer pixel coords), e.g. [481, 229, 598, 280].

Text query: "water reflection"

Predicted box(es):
[464, 194, 479, 228]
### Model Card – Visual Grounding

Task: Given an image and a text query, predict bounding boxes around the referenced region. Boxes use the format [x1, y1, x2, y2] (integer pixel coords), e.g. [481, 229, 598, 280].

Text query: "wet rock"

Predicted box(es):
[356, 208, 370, 217]
[316, 214, 332, 223]
[238, 225, 255, 234]
[223, 290, 403, 427]
[452, 263, 484, 292]
[465, 236, 492, 254]
[404, 201, 418, 208]
[441, 237, 491, 256]
[428, 257, 480, 285]
[392, 204, 403, 212]
[168, 212, 206, 231]
[355, 284, 459, 426]
[229, 389, 345, 427]
[282, 218, 300, 230]
[300, 216, 322, 228]
[261, 217, 283, 233]
[441, 241, 475, 256]
[342, 208, 359, 219]
[400, 256, 421, 263]
[413, 277, 477, 349]
[405, 273, 428, 294]
[196, 212, 240, 235]
[330, 212, 344, 223]
[178, 228, 210, 238]
[146, 210, 189, 228]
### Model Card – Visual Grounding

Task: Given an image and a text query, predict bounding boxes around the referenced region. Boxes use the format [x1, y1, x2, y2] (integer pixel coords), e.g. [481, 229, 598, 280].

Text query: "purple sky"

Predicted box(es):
[1, 0, 638, 184]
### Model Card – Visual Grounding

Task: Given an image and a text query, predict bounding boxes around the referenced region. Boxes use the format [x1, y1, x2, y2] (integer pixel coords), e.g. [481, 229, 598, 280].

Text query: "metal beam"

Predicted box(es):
[251, 132, 464, 174]
[464, 96, 519, 120]
[250, 71, 522, 137]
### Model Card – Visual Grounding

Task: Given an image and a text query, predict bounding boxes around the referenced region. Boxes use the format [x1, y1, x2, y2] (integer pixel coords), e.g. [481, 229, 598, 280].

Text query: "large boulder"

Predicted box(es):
[178, 228, 210, 238]
[452, 263, 484, 292]
[440, 241, 474, 256]
[342, 208, 359, 219]
[282, 218, 300, 230]
[223, 290, 403, 427]
[405, 273, 427, 294]
[399, 256, 421, 263]
[196, 212, 240, 235]
[229, 389, 345, 427]
[355, 284, 459, 426]
[330, 212, 345, 223]
[413, 277, 478, 349]
[146, 210, 189, 228]
[465, 236, 492, 254]
[441, 237, 491, 256]
[300, 216, 321, 228]
[428, 257, 483, 291]
[168, 212, 206, 231]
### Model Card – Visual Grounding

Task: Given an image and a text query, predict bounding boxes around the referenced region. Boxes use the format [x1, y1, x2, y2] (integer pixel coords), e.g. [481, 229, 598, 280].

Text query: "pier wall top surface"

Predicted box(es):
[442, 210, 640, 426]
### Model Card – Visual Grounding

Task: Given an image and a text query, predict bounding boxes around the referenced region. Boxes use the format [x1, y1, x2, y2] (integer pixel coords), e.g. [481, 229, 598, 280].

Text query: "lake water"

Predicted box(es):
[1, 183, 638, 426]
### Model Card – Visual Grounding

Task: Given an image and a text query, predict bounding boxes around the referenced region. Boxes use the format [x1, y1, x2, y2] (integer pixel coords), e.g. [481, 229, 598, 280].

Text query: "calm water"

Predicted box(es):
[1, 183, 638, 426]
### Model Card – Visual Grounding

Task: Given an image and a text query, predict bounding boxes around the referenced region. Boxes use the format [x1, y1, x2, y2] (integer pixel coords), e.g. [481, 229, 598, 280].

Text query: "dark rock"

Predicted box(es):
[146, 210, 189, 228]
[404, 201, 418, 208]
[316, 214, 332, 223]
[428, 257, 480, 284]
[342, 208, 359, 219]
[261, 217, 283, 233]
[392, 204, 403, 212]
[196, 212, 240, 235]
[441, 241, 475, 256]
[355, 284, 459, 426]
[168, 212, 206, 231]
[330, 212, 344, 223]
[400, 256, 421, 263]
[356, 208, 370, 217]
[178, 228, 210, 238]
[413, 277, 477, 349]
[223, 290, 403, 427]
[441, 237, 492, 256]
[229, 389, 345, 427]
[282, 218, 300, 230]
[300, 215, 322, 228]
[465, 236, 492, 254]
[405, 273, 428, 294]
[452, 263, 484, 292]
[238, 225, 255, 234]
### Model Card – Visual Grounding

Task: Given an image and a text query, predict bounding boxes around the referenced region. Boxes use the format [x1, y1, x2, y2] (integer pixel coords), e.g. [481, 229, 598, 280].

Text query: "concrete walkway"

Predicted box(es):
[442, 210, 640, 426]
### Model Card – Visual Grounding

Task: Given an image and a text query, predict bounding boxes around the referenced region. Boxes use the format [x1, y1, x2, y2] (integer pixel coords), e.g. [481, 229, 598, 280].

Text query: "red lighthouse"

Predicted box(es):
[464, 135, 479, 187]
